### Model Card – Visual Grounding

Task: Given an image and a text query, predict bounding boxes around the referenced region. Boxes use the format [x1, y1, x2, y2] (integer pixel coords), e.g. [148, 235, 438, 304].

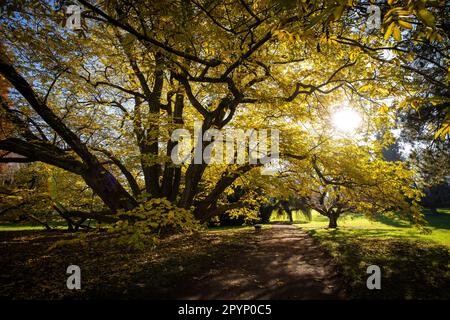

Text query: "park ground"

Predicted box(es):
[0, 209, 449, 299]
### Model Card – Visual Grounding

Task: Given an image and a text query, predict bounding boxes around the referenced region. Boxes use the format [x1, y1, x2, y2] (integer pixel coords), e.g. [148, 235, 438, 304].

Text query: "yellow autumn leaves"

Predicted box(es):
[435, 120, 450, 141]
[109, 198, 199, 249]
[383, 2, 442, 42]
[383, 6, 414, 41]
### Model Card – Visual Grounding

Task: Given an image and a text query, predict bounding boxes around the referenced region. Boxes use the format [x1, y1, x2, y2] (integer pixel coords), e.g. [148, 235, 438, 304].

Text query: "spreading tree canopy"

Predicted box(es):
[0, 0, 448, 225]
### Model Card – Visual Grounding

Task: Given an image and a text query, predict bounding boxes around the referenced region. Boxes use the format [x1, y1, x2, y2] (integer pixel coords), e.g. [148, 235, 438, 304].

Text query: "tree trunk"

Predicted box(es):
[192, 163, 260, 219]
[28, 214, 52, 231]
[328, 214, 338, 228]
[288, 210, 293, 223]
[179, 163, 207, 208]
[162, 93, 184, 200]
[82, 165, 137, 212]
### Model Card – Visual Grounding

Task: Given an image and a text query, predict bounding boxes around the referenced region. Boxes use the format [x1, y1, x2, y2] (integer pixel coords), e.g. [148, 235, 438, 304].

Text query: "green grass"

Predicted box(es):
[0, 221, 65, 231]
[0, 220, 97, 231]
[313, 229, 449, 299]
[284, 209, 450, 299]
[280, 209, 450, 246]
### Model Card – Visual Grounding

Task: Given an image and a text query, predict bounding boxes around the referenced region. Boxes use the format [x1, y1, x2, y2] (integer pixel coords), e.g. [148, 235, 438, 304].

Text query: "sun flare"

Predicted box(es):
[332, 108, 362, 133]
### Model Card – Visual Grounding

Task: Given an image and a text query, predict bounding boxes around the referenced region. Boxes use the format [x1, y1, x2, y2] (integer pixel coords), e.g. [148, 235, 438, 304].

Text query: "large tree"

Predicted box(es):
[0, 0, 447, 223]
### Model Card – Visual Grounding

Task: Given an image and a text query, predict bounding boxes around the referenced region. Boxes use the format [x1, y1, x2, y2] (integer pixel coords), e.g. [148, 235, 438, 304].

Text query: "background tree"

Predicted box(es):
[271, 140, 425, 228]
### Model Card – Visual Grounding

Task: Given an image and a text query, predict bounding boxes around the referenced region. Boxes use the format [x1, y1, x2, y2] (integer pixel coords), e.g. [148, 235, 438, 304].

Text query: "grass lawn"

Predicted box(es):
[0, 221, 69, 231]
[281, 208, 450, 246]
[280, 209, 450, 299]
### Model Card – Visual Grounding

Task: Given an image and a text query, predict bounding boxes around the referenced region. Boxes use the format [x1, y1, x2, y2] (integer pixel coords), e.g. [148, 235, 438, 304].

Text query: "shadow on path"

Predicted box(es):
[159, 225, 346, 300]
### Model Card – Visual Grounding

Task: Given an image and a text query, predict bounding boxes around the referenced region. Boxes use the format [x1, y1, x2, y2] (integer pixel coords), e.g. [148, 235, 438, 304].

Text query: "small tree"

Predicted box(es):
[307, 185, 351, 228]
[284, 144, 425, 229]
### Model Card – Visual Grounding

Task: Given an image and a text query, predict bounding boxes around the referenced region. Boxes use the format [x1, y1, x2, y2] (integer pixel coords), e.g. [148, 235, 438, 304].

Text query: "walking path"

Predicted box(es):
[174, 224, 346, 299]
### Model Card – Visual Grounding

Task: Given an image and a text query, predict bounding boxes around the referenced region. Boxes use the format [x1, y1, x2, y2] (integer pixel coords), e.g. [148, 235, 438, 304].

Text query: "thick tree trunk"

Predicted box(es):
[121, 40, 163, 198]
[169, 167, 181, 202]
[179, 163, 207, 208]
[91, 147, 141, 197]
[162, 93, 184, 200]
[193, 163, 261, 220]
[82, 165, 137, 212]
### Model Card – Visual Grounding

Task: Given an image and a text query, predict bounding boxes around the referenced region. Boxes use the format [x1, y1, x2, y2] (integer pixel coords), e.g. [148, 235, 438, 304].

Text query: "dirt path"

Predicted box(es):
[171, 224, 346, 300]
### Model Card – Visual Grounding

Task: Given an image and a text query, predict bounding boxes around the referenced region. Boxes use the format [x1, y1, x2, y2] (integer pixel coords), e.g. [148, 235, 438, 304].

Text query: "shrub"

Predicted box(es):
[109, 198, 199, 249]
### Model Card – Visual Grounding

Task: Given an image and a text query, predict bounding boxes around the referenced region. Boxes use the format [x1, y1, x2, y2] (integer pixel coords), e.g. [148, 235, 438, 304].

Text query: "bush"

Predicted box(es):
[108, 198, 199, 250]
